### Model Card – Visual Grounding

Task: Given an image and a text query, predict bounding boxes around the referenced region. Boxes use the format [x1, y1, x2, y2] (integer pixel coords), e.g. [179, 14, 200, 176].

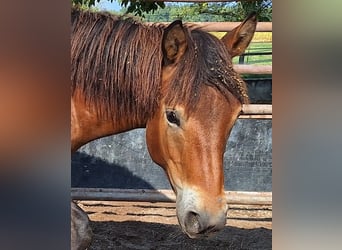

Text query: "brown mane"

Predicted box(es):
[163, 27, 249, 112]
[71, 8, 248, 122]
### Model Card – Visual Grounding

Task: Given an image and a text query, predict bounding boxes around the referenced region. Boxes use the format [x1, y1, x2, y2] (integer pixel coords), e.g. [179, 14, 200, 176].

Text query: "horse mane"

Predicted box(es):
[163, 27, 249, 111]
[71, 8, 248, 122]
[71, 8, 164, 123]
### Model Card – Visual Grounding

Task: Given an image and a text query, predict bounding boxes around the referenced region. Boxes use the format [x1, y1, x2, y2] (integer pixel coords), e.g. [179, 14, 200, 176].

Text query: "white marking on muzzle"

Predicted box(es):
[175, 188, 227, 238]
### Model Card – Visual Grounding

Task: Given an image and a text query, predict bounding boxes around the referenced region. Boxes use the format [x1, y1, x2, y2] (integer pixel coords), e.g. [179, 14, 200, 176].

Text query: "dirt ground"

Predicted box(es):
[77, 201, 272, 250]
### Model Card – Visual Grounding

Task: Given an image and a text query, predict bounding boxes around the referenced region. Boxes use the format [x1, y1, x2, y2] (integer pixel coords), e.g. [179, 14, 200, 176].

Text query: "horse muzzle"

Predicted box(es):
[176, 188, 227, 238]
[182, 210, 226, 238]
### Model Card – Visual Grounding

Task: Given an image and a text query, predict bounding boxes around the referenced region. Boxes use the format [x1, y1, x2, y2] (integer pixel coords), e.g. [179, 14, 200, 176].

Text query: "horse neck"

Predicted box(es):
[71, 93, 148, 152]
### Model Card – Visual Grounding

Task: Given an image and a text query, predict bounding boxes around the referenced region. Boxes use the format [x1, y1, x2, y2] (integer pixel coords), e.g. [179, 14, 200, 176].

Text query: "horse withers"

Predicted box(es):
[71, 8, 256, 248]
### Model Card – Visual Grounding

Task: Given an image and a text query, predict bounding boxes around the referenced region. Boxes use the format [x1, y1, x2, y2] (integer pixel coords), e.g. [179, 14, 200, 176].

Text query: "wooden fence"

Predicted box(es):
[72, 188, 272, 205]
[147, 21, 272, 32]
[240, 104, 272, 119]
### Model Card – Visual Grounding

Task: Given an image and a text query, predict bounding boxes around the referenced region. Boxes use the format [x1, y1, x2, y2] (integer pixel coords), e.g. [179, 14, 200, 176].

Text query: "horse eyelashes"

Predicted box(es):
[166, 110, 181, 127]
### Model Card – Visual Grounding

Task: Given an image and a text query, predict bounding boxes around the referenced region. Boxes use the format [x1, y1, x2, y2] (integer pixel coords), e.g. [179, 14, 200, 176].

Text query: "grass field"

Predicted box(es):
[212, 32, 272, 43]
[212, 32, 272, 66]
[233, 42, 272, 65]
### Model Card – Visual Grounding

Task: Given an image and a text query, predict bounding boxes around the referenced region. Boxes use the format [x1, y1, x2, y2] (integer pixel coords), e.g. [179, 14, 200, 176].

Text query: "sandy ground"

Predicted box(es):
[76, 201, 272, 250]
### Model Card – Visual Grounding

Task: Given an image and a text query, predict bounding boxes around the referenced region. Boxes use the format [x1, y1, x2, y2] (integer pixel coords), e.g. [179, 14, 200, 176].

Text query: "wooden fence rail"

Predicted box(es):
[71, 188, 272, 205]
[240, 104, 272, 119]
[194, 22, 272, 32]
[146, 0, 266, 3]
[233, 65, 272, 75]
[147, 22, 272, 32]
[242, 104, 272, 115]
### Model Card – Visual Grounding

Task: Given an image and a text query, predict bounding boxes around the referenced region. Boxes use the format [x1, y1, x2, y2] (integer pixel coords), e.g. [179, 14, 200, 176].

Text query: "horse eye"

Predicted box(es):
[166, 110, 180, 127]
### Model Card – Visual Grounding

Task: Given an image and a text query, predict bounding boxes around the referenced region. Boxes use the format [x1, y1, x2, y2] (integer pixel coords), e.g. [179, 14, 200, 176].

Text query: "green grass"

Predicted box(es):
[209, 32, 272, 79]
[236, 42, 272, 79]
[232, 42, 272, 66]
[211, 32, 272, 66]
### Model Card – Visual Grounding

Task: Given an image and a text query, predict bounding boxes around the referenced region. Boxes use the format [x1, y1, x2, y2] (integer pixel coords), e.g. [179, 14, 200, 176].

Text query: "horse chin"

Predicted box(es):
[183, 229, 220, 239]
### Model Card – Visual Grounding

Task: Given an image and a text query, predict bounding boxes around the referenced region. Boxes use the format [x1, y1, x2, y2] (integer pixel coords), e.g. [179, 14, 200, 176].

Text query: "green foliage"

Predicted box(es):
[120, 1, 165, 17]
[71, 0, 165, 16]
[238, 0, 272, 21]
[72, 0, 105, 8]
[143, 3, 232, 22]
[71, 0, 272, 20]
[143, 1, 272, 22]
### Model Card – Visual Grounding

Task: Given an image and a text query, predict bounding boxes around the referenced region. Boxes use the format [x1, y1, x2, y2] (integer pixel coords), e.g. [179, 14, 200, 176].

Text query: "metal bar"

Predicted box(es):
[242, 104, 272, 115]
[233, 65, 272, 74]
[241, 52, 272, 56]
[239, 54, 245, 64]
[71, 188, 272, 205]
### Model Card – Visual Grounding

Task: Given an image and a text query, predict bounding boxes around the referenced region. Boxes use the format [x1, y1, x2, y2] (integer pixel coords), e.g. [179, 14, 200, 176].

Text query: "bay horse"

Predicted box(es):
[71, 7, 256, 249]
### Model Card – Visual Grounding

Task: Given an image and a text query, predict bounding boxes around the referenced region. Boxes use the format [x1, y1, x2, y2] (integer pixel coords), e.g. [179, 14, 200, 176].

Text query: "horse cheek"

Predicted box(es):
[146, 119, 167, 168]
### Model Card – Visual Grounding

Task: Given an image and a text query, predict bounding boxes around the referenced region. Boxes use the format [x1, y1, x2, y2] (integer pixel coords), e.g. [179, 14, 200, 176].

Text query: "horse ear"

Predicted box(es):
[162, 20, 187, 65]
[221, 12, 257, 58]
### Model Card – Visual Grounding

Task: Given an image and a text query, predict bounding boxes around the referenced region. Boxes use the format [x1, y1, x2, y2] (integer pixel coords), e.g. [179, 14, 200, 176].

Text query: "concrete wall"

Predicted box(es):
[72, 119, 272, 192]
[245, 78, 272, 104]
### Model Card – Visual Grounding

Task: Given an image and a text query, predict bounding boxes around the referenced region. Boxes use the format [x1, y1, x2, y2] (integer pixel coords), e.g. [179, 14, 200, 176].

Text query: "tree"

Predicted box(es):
[71, 0, 272, 21]
[187, 1, 272, 22]
[120, 0, 165, 16]
[237, 0, 272, 21]
[143, 1, 272, 22]
[143, 3, 233, 22]
[71, 0, 165, 16]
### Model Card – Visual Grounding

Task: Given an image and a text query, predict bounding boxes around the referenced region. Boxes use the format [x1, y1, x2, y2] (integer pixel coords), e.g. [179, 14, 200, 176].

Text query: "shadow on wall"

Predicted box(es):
[245, 78, 272, 104]
[72, 119, 272, 192]
[72, 151, 157, 189]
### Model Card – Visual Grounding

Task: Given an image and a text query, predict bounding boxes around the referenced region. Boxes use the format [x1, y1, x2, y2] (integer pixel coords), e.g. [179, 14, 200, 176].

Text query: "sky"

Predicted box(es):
[95, 0, 122, 11]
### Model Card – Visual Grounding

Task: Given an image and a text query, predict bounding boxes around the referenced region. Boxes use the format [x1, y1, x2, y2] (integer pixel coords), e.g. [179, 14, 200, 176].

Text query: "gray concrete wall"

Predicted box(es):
[245, 78, 272, 104]
[72, 119, 272, 192]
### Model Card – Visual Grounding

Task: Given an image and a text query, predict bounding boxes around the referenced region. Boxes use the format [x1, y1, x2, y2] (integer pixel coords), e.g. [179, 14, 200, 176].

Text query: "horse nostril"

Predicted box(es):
[184, 211, 201, 235]
[183, 211, 224, 238]
[199, 225, 217, 235]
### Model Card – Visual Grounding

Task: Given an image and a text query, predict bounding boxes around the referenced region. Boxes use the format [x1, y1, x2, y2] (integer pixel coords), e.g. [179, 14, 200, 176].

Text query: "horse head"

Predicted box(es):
[146, 13, 257, 238]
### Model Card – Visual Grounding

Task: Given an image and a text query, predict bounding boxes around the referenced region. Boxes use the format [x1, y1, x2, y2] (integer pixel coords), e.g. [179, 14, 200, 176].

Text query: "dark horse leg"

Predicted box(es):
[71, 201, 93, 250]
